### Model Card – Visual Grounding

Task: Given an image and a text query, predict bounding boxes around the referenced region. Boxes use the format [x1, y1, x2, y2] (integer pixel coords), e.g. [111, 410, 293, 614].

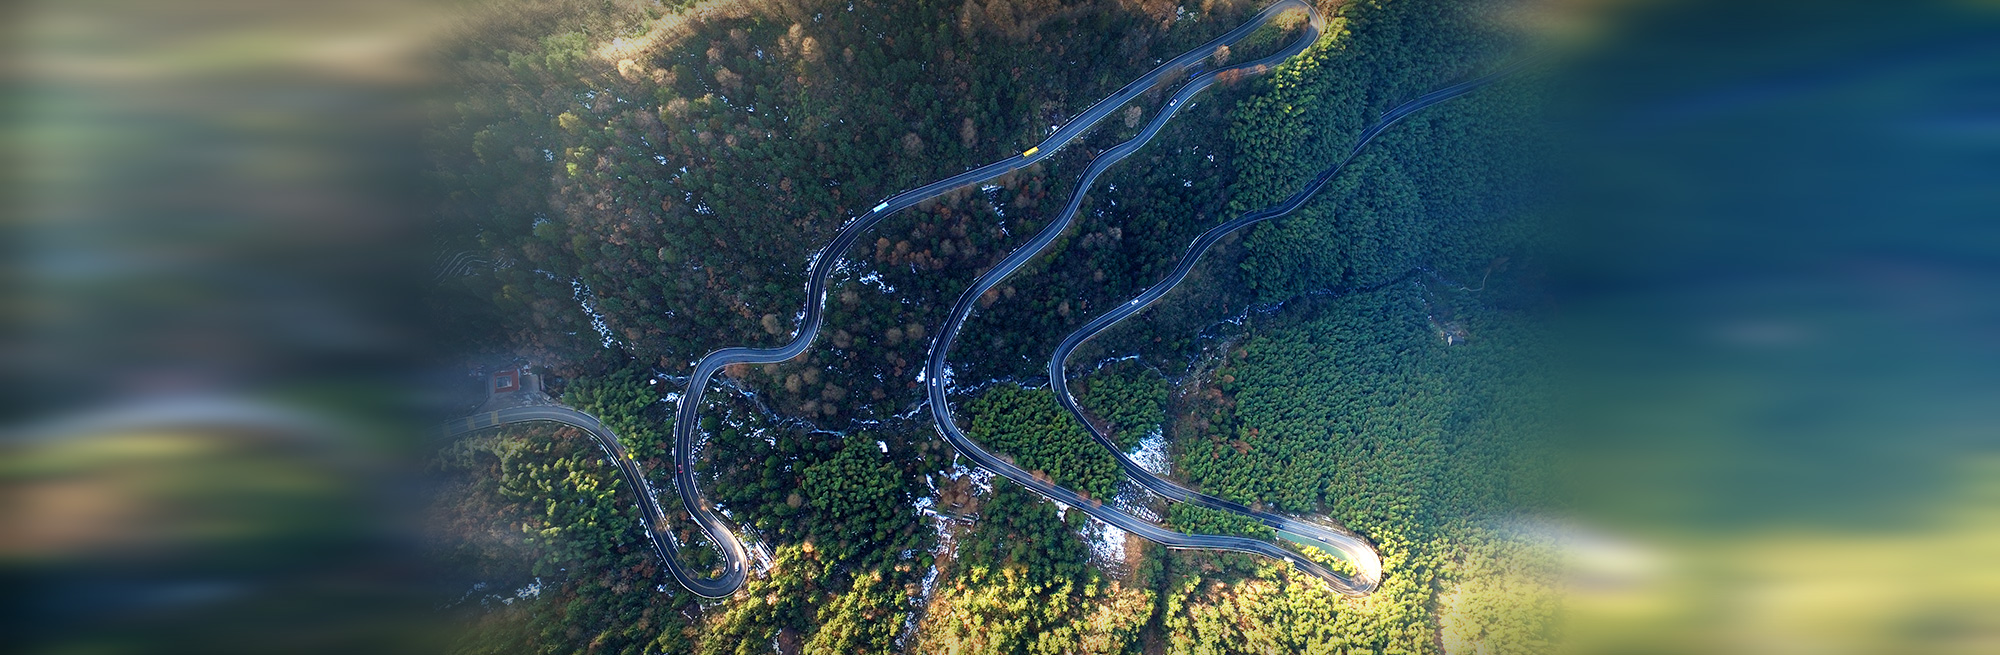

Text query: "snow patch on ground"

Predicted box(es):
[1112, 478, 1165, 524]
[1126, 429, 1169, 476]
[745, 537, 774, 575]
[916, 559, 942, 603]
[513, 578, 543, 599]
[912, 495, 959, 549]
[904, 491, 965, 648]
[1083, 517, 1130, 572]
[953, 458, 995, 495]
[495, 578, 543, 606]
[571, 280, 618, 347]
[859, 270, 896, 293]
[894, 400, 931, 422]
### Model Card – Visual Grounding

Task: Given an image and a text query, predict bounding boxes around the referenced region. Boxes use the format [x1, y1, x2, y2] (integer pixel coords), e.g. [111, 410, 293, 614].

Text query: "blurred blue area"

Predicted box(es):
[1555, 1, 2000, 651]
[1559, 0, 2000, 527]
[6, 1, 438, 652]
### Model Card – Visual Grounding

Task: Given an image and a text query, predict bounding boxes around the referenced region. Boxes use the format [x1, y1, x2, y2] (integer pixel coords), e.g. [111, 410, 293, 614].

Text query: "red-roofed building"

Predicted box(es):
[492, 368, 519, 393]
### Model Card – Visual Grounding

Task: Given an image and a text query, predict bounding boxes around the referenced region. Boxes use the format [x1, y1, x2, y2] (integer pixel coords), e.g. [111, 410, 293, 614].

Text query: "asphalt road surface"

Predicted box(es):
[441, 406, 686, 583]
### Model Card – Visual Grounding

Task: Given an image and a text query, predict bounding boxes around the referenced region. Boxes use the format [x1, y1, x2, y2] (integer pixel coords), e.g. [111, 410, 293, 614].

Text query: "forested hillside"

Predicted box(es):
[1225, 0, 1537, 301]
[430, 0, 1284, 386]
[428, 0, 1555, 652]
[1114, 0, 1555, 650]
[963, 384, 1119, 500]
[433, 423, 700, 654]
[1072, 360, 1169, 449]
[918, 480, 1158, 654]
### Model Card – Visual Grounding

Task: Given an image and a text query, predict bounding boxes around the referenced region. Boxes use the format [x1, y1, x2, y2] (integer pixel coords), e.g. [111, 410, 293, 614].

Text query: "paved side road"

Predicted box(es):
[441, 406, 688, 583]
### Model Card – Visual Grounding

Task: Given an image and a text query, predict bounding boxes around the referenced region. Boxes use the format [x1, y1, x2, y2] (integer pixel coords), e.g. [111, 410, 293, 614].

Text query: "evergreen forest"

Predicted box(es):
[427, 0, 1557, 652]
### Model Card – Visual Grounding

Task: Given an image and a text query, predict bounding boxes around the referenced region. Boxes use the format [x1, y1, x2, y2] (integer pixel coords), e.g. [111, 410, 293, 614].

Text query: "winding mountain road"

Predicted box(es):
[925, 14, 1520, 598]
[1040, 55, 1533, 591]
[667, 0, 1330, 598]
[447, 0, 1522, 600]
